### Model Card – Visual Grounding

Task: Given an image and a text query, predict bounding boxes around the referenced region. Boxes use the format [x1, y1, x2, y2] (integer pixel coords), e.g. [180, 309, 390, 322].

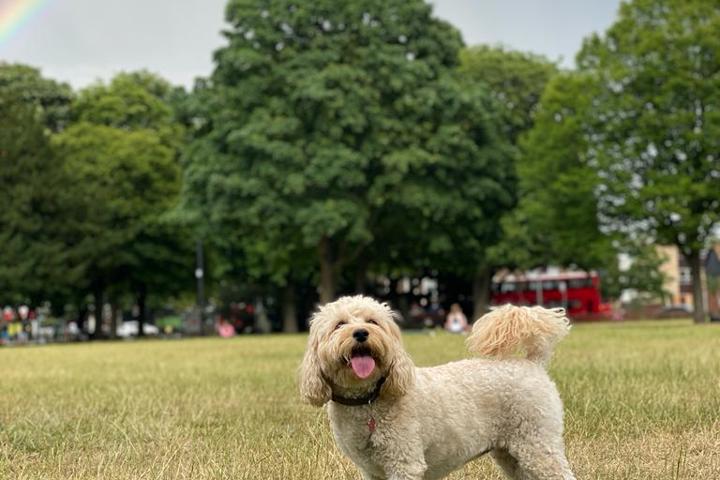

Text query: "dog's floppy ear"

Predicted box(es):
[298, 322, 331, 407]
[383, 310, 415, 398]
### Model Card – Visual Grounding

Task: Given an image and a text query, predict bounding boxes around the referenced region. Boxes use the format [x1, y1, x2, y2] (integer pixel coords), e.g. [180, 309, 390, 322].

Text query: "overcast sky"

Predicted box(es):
[0, 0, 622, 89]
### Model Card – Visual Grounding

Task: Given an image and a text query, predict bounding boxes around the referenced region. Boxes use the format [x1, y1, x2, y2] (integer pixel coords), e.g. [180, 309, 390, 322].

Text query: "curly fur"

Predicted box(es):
[467, 304, 571, 366]
[299, 295, 576, 480]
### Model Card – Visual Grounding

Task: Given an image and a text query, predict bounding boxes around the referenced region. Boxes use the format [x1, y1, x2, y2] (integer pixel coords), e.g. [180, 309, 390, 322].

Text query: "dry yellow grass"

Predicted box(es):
[0, 319, 718, 479]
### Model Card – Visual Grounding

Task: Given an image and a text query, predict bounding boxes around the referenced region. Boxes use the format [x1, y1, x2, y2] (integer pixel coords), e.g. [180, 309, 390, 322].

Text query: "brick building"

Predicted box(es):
[657, 245, 720, 319]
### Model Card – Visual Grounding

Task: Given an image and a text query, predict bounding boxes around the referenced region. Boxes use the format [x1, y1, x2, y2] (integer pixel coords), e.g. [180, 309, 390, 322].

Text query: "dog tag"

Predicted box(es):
[367, 417, 376, 433]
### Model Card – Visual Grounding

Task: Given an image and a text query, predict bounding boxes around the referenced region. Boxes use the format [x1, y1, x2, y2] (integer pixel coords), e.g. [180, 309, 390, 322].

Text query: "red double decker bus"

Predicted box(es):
[490, 271, 612, 319]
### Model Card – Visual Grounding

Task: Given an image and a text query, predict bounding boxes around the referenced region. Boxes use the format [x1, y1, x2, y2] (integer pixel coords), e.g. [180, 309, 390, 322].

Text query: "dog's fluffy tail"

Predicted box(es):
[466, 305, 570, 367]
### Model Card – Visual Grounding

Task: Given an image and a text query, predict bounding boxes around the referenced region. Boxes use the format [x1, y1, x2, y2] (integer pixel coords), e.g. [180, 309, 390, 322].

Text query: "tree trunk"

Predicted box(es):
[472, 264, 492, 322]
[137, 283, 147, 337]
[281, 284, 298, 333]
[109, 302, 119, 340]
[77, 302, 87, 334]
[688, 250, 706, 323]
[319, 237, 336, 304]
[91, 281, 104, 339]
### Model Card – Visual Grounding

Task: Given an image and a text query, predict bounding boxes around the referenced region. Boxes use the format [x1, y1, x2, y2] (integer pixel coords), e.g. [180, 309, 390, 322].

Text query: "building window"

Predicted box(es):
[679, 267, 692, 286]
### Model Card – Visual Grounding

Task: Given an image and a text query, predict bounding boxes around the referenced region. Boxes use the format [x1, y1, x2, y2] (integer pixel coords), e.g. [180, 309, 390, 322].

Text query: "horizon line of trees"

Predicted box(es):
[1, 0, 718, 331]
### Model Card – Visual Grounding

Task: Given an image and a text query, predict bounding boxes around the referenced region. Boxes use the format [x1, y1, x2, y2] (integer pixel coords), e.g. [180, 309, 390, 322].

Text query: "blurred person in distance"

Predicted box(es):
[444, 303, 469, 334]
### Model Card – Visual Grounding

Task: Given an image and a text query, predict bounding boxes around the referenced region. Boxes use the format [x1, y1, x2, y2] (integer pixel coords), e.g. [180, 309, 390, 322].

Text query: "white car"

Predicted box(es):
[116, 321, 160, 338]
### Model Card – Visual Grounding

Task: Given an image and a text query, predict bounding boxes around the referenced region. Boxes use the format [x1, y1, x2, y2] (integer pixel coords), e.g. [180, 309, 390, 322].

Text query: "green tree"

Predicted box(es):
[57, 72, 188, 337]
[459, 45, 557, 143]
[73, 71, 184, 148]
[500, 72, 612, 269]
[0, 63, 73, 131]
[373, 78, 514, 314]
[183, 0, 514, 312]
[0, 92, 77, 304]
[504, 69, 668, 303]
[457, 46, 557, 317]
[55, 124, 181, 332]
[602, 244, 667, 303]
[578, 0, 720, 322]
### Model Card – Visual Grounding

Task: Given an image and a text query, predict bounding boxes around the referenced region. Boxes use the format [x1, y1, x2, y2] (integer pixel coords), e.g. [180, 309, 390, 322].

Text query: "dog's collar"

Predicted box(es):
[330, 376, 386, 406]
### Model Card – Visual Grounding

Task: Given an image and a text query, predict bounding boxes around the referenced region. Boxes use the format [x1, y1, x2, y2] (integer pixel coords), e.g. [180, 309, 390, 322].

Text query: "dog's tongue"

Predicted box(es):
[350, 355, 376, 379]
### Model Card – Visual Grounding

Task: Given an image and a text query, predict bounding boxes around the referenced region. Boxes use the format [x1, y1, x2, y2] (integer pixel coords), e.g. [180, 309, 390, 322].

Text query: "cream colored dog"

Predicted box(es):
[299, 295, 575, 480]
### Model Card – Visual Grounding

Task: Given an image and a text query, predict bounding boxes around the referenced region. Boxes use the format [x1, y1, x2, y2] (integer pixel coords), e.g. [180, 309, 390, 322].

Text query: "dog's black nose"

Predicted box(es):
[353, 328, 369, 343]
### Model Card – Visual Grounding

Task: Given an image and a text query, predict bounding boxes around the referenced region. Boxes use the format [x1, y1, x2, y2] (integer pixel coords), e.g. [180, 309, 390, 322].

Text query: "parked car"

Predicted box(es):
[116, 321, 160, 338]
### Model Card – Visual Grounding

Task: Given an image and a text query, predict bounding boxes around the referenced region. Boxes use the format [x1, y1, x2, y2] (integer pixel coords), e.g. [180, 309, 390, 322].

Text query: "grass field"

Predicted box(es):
[1, 320, 719, 479]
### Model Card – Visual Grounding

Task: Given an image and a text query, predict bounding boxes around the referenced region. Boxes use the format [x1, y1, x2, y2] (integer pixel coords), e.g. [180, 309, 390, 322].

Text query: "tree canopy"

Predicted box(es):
[0, 63, 74, 132]
[499, 72, 609, 269]
[455, 45, 558, 317]
[182, 0, 515, 308]
[0, 91, 77, 304]
[458, 45, 557, 143]
[577, 0, 720, 321]
[53, 72, 190, 335]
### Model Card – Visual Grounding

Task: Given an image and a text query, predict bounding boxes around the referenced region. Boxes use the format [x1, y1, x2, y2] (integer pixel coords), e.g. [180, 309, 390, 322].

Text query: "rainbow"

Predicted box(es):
[0, 0, 51, 46]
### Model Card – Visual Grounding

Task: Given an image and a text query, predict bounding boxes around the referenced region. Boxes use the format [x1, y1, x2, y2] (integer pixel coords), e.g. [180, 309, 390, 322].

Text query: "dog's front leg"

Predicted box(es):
[380, 442, 426, 480]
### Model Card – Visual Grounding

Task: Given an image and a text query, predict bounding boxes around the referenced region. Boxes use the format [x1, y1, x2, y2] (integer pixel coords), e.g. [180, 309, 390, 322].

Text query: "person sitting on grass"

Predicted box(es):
[216, 317, 235, 338]
[444, 303, 469, 334]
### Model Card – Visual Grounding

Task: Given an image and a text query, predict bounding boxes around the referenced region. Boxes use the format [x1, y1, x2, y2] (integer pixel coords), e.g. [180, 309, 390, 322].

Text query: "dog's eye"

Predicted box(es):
[334, 321, 346, 330]
[367, 319, 378, 325]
